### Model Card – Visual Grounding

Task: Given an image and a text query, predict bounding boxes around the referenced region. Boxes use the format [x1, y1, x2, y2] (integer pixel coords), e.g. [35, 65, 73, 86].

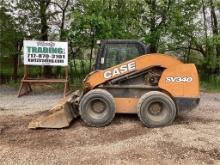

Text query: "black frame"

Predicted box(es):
[94, 40, 150, 70]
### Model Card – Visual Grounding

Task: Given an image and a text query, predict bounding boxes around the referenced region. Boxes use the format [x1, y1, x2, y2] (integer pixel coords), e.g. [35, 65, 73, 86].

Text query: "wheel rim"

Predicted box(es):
[86, 98, 109, 120]
[142, 100, 170, 123]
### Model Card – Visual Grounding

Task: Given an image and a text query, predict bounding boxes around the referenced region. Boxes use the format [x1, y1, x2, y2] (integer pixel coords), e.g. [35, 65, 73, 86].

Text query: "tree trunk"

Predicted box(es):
[149, 0, 158, 53]
[40, 0, 52, 77]
[13, 41, 23, 82]
[89, 44, 93, 72]
[72, 48, 78, 75]
[210, 0, 220, 74]
[70, 44, 78, 78]
[13, 53, 18, 82]
[202, 0, 208, 52]
[56, 0, 70, 77]
[60, 11, 66, 41]
[187, 40, 192, 63]
[210, 0, 220, 51]
[56, 12, 65, 77]
[89, 25, 95, 71]
[80, 59, 85, 76]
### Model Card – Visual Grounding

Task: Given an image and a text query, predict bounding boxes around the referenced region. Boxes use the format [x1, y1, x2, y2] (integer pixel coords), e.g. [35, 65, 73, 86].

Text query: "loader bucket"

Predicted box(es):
[28, 90, 80, 129]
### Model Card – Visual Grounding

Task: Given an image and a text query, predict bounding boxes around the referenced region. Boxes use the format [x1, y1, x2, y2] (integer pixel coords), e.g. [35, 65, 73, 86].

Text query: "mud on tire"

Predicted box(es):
[79, 89, 115, 127]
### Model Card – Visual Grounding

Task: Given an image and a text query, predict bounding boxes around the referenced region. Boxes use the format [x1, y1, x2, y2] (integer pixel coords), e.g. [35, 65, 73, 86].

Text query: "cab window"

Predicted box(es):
[103, 43, 145, 68]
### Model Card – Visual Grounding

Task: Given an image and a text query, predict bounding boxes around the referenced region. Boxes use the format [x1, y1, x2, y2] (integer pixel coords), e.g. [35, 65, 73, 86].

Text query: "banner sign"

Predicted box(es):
[23, 40, 68, 66]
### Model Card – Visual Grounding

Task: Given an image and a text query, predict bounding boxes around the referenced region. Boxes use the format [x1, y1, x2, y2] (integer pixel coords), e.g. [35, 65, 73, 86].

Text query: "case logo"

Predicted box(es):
[166, 76, 193, 83]
[104, 61, 136, 79]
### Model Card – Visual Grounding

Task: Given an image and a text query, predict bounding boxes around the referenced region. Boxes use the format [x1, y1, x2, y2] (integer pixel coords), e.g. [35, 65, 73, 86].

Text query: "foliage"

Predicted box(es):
[0, 0, 220, 91]
[68, 0, 142, 47]
[0, 5, 23, 57]
[201, 75, 220, 92]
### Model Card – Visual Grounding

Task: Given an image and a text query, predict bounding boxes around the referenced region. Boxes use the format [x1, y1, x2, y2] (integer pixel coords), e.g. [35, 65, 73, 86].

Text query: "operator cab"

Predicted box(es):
[94, 40, 150, 70]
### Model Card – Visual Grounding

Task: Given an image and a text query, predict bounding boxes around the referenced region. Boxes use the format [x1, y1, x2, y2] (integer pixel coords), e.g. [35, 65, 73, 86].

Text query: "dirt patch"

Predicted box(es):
[0, 89, 220, 164]
[175, 115, 220, 125]
[157, 141, 220, 162]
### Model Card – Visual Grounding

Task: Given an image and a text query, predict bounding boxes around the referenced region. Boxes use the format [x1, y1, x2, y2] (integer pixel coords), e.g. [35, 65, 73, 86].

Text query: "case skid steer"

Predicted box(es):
[29, 40, 200, 129]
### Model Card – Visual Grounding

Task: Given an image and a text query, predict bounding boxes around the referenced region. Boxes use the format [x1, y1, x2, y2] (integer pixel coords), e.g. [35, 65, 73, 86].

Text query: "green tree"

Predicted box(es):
[68, 0, 142, 70]
[15, 0, 72, 77]
[139, 0, 176, 52]
[0, 3, 23, 82]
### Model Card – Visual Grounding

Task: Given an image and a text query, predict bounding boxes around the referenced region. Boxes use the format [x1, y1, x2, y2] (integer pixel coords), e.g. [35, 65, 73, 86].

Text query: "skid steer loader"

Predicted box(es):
[29, 40, 200, 129]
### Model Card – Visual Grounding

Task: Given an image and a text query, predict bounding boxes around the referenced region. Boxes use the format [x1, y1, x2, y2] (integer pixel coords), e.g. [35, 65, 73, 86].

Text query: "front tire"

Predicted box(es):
[79, 89, 115, 127]
[137, 91, 176, 128]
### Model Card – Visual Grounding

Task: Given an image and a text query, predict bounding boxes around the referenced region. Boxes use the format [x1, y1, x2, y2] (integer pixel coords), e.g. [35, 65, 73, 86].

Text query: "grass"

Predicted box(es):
[200, 75, 220, 92]
[1, 60, 220, 93]
[4, 77, 220, 93]
[0, 59, 90, 91]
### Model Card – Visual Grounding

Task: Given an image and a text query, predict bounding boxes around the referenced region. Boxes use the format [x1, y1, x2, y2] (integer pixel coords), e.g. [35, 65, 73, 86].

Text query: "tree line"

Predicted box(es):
[0, 0, 219, 84]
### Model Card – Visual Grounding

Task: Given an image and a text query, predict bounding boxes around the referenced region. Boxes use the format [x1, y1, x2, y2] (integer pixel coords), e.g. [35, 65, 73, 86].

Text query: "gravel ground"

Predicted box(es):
[0, 86, 62, 115]
[0, 86, 220, 165]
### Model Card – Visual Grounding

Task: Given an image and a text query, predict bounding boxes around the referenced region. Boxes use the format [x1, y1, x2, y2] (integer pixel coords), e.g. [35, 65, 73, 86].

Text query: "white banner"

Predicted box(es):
[23, 40, 68, 66]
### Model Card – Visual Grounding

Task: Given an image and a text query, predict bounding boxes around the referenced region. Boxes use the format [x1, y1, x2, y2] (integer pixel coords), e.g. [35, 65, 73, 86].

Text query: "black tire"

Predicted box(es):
[79, 89, 115, 127]
[137, 91, 176, 128]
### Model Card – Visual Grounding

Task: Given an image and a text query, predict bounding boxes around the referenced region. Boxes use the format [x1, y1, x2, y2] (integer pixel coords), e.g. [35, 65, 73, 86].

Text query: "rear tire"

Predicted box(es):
[137, 91, 176, 128]
[79, 89, 115, 127]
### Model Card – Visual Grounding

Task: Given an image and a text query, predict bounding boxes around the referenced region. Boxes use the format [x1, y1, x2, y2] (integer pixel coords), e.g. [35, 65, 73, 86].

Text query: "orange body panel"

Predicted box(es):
[83, 53, 182, 90]
[83, 53, 200, 99]
[159, 64, 199, 97]
[114, 98, 139, 113]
